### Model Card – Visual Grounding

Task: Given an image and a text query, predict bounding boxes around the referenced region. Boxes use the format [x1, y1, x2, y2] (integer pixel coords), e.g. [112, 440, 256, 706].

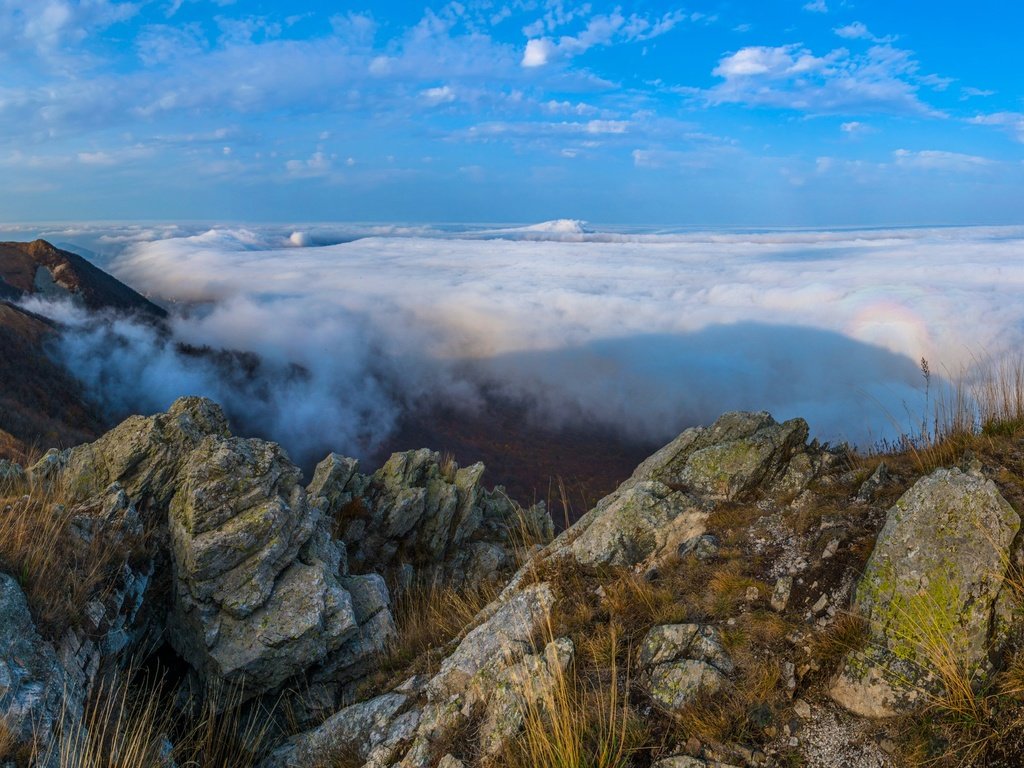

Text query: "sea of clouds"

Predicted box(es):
[10, 221, 1024, 465]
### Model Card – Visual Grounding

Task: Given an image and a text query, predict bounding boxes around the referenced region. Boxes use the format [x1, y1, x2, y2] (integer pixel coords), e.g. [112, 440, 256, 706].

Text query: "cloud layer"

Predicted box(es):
[19, 223, 1024, 465]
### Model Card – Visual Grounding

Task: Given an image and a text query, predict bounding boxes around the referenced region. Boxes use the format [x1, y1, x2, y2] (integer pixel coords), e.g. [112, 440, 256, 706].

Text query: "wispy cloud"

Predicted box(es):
[834, 22, 897, 44]
[893, 148, 993, 172]
[698, 43, 946, 116]
[968, 112, 1024, 142]
[521, 9, 687, 67]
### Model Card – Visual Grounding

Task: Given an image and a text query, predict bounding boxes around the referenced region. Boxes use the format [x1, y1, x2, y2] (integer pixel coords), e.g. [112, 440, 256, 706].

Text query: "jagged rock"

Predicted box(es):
[477, 637, 574, 756]
[428, 582, 556, 700]
[59, 485, 155, 717]
[856, 462, 891, 503]
[0, 460, 24, 486]
[831, 467, 1020, 717]
[632, 411, 811, 501]
[310, 449, 552, 586]
[570, 481, 707, 567]
[296, 574, 398, 722]
[31, 396, 230, 514]
[168, 435, 359, 697]
[261, 692, 414, 768]
[0, 573, 71, 747]
[652, 758, 741, 768]
[639, 624, 734, 713]
[436, 756, 465, 768]
[32, 398, 392, 707]
[680, 534, 720, 561]
[771, 576, 793, 612]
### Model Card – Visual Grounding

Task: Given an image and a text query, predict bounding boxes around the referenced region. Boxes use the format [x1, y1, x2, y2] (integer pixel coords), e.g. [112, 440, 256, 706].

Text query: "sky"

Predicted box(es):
[1, 0, 1023, 225]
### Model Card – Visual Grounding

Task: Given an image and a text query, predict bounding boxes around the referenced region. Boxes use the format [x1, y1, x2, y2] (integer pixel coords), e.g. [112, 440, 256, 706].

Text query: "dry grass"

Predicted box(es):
[33, 671, 274, 768]
[889, 355, 1024, 474]
[0, 478, 146, 637]
[805, 611, 869, 682]
[351, 576, 499, 700]
[500, 628, 648, 768]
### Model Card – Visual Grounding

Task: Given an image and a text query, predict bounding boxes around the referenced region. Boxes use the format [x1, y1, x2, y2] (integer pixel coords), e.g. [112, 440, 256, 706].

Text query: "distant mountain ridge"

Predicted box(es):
[0, 239, 166, 460]
[0, 239, 166, 317]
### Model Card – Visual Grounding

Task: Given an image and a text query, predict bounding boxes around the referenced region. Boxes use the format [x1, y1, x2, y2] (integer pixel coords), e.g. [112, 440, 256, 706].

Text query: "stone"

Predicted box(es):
[632, 412, 811, 502]
[260, 692, 412, 767]
[167, 435, 361, 698]
[0, 573, 70, 747]
[33, 397, 230, 513]
[428, 582, 555, 700]
[639, 624, 734, 714]
[570, 481, 706, 567]
[312, 449, 552, 587]
[477, 637, 574, 756]
[793, 698, 812, 719]
[649, 660, 727, 712]
[856, 462, 891, 503]
[0, 461, 24, 487]
[831, 467, 1020, 717]
[771, 576, 793, 611]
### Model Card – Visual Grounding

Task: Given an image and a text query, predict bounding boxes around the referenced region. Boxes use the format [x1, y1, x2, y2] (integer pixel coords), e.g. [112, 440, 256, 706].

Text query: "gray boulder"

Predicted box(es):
[0, 573, 70, 747]
[261, 692, 414, 768]
[639, 624, 734, 714]
[632, 411, 811, 501]
[167, 435, 360, 697]
[831, 467, 1020, 717]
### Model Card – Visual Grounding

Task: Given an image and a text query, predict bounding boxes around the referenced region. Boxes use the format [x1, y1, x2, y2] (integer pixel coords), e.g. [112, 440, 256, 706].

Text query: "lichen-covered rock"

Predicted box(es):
[310, 448, 552, 587]
[58, 484, 155, 718]
[477, 637, 574, 756]
[260, 692, 414, 768]
[167, 436, 359, 697]
[639, 624, 733, 714]
[830, 467, 1020, 717]
[31, 397, 230, 513]
[632, 411, 811, 500]
[570, 481, 706, 567]
[0, 573, 71, 747]
[428, 582, 556, 700]
[0, 460, 24, 487]
[296, 574, 398, 722]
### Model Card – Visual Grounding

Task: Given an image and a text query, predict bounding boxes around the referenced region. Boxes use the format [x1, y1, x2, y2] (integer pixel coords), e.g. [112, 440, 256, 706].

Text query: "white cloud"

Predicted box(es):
[521, 9, 686, 68]
[420, 85, 457, 106]
[522, 37, 555, 67]
[701, 43, 945, 116]
[893, 149, 993, 172]
[803, 0, 828, 12]
[961, 86, 995, 100]
[285, 151, 335, 177]
[969, 112, 1024, 142]
[29, 223, 1020, 461]
[834, 22, 896, 44]
[840, 121, 872, 135]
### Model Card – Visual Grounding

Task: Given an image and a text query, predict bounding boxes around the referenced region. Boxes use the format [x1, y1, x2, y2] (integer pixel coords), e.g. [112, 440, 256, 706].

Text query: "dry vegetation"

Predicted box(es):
[0, 477, 147, 638]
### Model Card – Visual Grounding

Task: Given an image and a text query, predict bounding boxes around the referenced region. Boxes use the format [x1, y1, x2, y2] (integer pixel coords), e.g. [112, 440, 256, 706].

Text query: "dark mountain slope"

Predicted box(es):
[0, 239, 166, 317]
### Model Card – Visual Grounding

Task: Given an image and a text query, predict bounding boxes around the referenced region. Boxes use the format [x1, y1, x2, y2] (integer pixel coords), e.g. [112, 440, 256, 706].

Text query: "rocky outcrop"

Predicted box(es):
[27, 397, 393, 710]
[309, 448, 552, 588]
[830, 466, 1020, 717]
[0, 574, 69, 747]
[10, 398, 1024, 767]
[167, 435, 359, 696]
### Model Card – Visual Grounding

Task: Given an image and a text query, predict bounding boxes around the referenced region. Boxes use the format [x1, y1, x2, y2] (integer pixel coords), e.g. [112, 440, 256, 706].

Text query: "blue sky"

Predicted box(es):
[2, 0, 1022, 225]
